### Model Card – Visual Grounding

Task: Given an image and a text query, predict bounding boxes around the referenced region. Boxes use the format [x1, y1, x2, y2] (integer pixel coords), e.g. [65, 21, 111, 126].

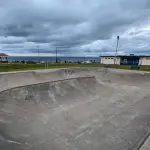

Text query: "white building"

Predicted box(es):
[0, 53, 8, 62]
[100, 56, 121, 65]
[100, 55, 150, 66]
[139, 56, 150, 66]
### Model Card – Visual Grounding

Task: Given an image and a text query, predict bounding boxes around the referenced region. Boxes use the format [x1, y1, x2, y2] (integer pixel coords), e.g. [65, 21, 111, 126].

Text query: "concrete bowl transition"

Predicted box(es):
[0, 68, 150, 150]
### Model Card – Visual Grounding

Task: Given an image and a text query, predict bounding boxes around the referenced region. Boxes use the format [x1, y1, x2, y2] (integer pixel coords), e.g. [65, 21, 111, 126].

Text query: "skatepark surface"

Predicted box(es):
[0, 68, 150, 150]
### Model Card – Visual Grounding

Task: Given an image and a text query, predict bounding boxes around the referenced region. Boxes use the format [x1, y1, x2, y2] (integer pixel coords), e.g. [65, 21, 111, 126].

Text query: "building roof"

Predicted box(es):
[0, 53, 8, 56]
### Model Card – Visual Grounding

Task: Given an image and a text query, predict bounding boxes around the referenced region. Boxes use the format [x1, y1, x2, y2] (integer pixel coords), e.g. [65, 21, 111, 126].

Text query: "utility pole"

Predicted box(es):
[114, 36, 119, 65]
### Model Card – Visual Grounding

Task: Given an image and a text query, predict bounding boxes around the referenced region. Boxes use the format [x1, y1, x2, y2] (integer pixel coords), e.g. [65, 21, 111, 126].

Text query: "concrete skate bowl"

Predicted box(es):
[0, 68, 150, 150]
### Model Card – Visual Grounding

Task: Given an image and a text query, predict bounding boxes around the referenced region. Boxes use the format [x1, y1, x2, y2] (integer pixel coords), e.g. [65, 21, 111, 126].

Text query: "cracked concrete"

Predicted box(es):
[0, 68, 150, 150]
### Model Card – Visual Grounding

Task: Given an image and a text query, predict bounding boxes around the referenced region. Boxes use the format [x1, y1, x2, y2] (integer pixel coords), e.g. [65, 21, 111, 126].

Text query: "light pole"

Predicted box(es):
[56, 47, 58, 63]
[84, 52, 86, 63]
[55, 46, 69, 63]
[100, 52, 102, 64]
[114, 36, 119, 64]
[37, 45, 40, 62]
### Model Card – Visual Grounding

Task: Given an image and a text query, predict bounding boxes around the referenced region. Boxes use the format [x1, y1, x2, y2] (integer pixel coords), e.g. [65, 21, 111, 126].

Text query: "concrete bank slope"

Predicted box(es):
[0, 68, 150, 150]
[0, 68, 150, 91]
[140, 136, 150, 150]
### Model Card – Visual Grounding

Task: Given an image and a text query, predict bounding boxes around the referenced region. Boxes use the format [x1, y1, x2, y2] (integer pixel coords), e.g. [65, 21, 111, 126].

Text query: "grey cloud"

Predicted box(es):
[29, 49, 56, 54]
[27, 36, 50, 43]
[3, 44, 23, 48]
[0, 39, 25, 44]
[0, 0, 150, 55]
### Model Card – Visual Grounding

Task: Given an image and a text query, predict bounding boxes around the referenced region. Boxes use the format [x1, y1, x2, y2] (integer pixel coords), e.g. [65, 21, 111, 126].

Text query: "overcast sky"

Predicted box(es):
[0, 0, 150, 56]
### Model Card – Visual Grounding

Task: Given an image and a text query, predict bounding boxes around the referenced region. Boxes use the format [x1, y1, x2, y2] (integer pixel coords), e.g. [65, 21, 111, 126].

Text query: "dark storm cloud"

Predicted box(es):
[0, 0, 150, 55]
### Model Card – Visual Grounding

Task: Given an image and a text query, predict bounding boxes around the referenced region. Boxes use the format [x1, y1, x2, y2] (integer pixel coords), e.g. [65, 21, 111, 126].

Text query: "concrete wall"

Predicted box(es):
[139, 57, 150, 66]
[100, 57, 120, 65]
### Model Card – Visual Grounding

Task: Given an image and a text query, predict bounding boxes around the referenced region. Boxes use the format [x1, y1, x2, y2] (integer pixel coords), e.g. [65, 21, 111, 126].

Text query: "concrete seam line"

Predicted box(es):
[0, 76, 95, 93]
[128, 127, 150, 150]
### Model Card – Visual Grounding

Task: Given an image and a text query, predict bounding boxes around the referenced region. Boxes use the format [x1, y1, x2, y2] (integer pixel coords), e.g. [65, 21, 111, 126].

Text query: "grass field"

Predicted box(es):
[0, 63, 104, 72]
[139, 66, 150, 71]
[0, 63, 150, 72]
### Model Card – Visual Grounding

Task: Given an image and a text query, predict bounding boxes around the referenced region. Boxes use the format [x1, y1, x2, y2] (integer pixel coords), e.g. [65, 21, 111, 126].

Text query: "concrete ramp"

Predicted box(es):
[1, 68, 150, 150]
